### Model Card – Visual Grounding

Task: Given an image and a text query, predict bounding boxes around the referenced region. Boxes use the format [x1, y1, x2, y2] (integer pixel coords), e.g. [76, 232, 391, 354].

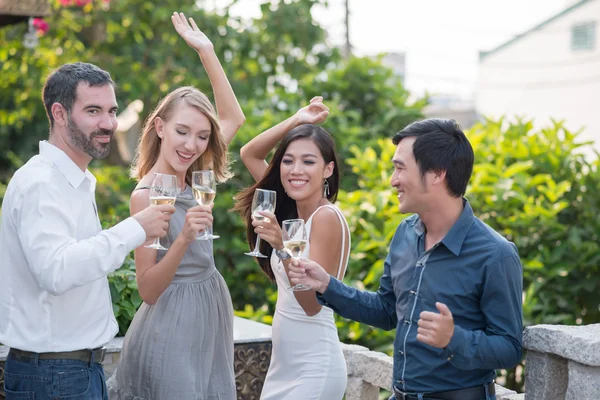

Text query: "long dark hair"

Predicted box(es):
[234, 124, 340, 281]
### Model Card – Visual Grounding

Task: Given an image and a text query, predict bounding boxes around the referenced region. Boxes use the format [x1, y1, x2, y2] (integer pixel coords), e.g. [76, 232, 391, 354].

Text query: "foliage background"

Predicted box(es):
[2, 0, 600, 393]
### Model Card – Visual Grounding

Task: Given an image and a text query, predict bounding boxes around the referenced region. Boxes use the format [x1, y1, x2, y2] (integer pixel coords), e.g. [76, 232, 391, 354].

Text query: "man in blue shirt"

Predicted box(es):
[289, 118, 523, 400]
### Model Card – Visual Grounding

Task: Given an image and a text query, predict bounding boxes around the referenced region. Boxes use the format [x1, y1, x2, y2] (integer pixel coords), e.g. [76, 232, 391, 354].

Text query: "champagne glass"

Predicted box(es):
[244, 189, 277, 258]
[192, 170, 219, 240]
[145, 173, 178, 250]
[282, 219, 311, 291]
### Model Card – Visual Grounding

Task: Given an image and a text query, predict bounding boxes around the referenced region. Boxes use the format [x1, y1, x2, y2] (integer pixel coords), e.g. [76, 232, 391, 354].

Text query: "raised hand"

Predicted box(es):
[295, 96, 330, 125]
[416, 302, 455, 349]
[171, 11, 213, 52]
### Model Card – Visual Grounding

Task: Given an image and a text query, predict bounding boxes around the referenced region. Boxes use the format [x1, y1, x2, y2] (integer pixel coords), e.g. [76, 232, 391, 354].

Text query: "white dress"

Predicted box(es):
[260, 205, 350, 400]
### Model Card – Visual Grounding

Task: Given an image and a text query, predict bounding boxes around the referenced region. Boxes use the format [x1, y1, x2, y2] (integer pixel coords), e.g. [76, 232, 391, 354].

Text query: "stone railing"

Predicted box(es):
[341, 343, 522, 400]
[0, 317, 273, 400]
[523, 323, 600, 400]
[1, 316, 530, 399]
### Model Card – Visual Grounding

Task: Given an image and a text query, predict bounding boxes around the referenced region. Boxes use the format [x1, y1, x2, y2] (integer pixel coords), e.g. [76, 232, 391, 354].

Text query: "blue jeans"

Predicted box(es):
[3, 352, 108, 400]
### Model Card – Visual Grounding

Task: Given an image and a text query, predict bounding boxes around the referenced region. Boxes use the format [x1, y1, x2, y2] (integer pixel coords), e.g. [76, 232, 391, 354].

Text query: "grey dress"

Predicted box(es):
[108, 186, 235, 400]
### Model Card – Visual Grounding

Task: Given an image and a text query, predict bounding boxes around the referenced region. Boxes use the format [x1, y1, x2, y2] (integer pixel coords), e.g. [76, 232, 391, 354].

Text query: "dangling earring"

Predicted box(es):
[323, 179, 330, 198]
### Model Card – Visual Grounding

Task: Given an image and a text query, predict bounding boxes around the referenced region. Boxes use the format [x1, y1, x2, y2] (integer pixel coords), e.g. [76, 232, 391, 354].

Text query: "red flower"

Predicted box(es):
[32, 18, 49, 35]
[75, 0, 92, 5]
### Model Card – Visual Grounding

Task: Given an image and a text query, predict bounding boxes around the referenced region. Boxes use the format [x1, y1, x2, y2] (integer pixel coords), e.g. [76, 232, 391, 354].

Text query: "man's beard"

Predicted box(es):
[67, 115, 113, 160]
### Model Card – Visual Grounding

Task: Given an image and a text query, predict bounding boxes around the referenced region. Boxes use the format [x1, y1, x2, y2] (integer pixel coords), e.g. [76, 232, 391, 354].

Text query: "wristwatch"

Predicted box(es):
[275, 248, 292, 261]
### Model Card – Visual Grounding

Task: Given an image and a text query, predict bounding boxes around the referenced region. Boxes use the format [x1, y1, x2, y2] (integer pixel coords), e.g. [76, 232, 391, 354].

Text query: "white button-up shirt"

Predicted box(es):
[0, 141, 146, 352]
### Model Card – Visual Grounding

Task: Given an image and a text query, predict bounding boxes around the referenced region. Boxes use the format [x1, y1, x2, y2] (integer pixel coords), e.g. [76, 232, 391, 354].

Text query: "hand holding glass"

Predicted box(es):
[244, 189, 277, 258]
[145, 173, 178, 250]
[282, 219, 311, 291]
[192, 170, 219, 240]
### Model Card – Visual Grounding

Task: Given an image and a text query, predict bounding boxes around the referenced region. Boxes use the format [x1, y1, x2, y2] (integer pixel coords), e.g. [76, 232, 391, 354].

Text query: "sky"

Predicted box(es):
[208, 0, 573, 99]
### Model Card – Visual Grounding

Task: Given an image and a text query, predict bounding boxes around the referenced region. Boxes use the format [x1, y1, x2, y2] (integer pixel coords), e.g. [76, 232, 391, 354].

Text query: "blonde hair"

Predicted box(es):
[131, 86, 232, 184]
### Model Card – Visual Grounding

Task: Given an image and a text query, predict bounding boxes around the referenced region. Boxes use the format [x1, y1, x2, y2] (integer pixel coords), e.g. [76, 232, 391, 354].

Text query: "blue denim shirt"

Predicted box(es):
[318, 199, 523, 393]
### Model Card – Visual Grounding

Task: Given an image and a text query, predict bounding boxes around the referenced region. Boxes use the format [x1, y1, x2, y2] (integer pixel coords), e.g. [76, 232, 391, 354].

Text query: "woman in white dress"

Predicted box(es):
[234, 97, 350, 399]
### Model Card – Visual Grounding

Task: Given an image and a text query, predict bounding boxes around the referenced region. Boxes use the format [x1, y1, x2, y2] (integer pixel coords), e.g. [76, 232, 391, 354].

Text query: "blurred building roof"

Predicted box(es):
[424, 96, 479, 129]
[0, 0, 50, 27]
[479, 0, 593, 61]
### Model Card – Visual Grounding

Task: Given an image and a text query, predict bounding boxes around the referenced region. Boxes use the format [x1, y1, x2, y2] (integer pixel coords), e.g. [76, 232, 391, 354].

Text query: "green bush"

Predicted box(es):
[0, 0, 425, 332]
[467, 118, 600, 327]
[0, 0, 337, 172]
[467, 119, 600, 390]
[108, 254, 140, 335]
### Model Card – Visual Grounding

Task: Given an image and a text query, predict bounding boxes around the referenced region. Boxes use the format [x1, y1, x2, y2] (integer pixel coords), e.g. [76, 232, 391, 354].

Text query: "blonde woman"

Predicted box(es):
[108, 12, 245, 400]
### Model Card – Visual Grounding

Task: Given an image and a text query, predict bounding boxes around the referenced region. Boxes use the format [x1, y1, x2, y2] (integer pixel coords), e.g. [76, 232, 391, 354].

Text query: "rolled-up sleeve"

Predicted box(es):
[18, 181, 146, 295]
[318, 252, 398, 331]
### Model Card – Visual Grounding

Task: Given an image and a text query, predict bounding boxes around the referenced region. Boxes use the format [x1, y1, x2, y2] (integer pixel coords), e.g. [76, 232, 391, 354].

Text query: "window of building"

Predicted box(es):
[571, 21, 596, 51]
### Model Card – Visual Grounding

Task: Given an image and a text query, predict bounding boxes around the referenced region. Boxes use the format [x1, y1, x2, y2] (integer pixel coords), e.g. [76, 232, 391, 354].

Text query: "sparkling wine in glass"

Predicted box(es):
[282, 219, 311, 291]
[244, 189, 276, 258]
[192, 170, 219, 240]
[145, 173, 178, 250]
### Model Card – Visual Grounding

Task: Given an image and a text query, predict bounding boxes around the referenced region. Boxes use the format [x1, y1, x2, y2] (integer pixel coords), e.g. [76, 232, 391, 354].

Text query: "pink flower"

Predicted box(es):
[58, 0, 73, 5]
[75, 0, 92, 5]
[32, 18, 49, 35]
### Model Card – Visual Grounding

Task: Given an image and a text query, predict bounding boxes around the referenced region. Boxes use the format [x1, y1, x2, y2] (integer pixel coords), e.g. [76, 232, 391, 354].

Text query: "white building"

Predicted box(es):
[423, 95, 479, 130]
[381, 52, 406, 84]
[476, 0, 600, 149]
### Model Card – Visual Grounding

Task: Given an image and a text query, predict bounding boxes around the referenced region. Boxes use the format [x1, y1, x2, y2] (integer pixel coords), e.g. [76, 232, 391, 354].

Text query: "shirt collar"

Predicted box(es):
[410, 198, 474, 256]
[39, 141, 96, 189]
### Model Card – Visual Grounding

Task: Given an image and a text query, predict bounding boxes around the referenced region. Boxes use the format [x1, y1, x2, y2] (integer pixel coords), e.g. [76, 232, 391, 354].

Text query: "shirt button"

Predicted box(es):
[398, 350, 404, 355]
[447, 354, 454, 361]
[409, 290, 417, 295]
[404, 319, 410, 324]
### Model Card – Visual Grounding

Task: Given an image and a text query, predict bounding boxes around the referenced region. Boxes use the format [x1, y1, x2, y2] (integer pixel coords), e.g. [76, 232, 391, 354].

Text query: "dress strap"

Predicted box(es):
[307, 205, 350, 280]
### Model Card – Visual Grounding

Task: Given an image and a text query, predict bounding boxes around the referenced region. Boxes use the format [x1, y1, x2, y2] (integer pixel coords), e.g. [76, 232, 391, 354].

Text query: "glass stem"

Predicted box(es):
[253, 235, 262, 253]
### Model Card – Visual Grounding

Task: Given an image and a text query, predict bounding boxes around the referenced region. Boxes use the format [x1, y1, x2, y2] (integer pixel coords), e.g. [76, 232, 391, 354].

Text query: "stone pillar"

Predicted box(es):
[524, 351, 568, 400]
[523, 323, 600, 400]
[566, 361, 600, 399]
[345, 377, 379, 400]
[495, 384, 518, 399]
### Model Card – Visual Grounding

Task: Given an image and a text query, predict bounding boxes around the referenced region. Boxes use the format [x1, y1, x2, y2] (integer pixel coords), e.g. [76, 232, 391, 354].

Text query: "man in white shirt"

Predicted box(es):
[0, 62, 175, 400]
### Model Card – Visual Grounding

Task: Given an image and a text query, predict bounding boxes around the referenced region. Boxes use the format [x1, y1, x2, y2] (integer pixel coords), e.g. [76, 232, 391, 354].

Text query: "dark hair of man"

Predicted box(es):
[392, 118, 474, 197]
[42, 62, 116, 129]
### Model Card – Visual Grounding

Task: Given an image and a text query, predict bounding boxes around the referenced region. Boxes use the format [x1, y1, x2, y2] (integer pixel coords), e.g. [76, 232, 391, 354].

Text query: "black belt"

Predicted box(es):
[9, 347, 106, 364]
[393, 382, 495, 400]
